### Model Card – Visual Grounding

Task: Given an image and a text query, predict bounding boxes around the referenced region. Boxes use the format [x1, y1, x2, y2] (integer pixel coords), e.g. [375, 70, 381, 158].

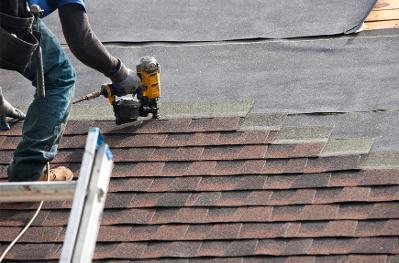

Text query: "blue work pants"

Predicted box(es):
[7, 20, 76, 181]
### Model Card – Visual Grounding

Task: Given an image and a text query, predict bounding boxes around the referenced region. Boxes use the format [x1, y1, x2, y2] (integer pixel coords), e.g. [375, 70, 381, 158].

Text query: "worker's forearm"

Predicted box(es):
[58, 4, 125, 79]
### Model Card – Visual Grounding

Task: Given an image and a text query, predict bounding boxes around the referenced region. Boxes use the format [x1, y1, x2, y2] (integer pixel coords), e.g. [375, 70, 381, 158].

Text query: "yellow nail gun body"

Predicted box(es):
[73, 56, 161, 125]
[137, 56, 161, 101]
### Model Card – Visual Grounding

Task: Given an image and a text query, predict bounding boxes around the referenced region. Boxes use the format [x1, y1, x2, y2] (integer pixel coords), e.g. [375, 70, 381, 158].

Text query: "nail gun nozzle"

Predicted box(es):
[72, 91, 102, 104]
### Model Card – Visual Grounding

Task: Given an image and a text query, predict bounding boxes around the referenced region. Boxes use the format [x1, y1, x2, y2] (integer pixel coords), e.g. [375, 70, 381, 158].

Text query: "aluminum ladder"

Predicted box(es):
[0, 128, 114, 262]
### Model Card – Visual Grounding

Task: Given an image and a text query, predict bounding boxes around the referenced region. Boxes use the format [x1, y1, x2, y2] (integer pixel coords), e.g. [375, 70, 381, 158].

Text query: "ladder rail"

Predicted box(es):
[0, 181, 76, 202]
[60, 127, 113, 263]
[71, 143, 113, 262]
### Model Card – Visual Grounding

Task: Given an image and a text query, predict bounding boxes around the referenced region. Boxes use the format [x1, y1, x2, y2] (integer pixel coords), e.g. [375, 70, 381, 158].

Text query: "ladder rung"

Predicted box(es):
[0, 181, 77, 202]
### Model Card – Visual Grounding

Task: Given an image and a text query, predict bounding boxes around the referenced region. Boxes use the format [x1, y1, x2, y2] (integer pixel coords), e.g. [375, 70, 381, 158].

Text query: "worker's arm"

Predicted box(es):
[58, 4, 140, 94]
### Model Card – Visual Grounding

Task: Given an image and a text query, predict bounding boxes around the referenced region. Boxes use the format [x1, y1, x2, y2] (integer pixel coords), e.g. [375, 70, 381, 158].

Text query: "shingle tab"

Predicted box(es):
[240, 113, 287, 131]
[272, 126, 333, 144]
[320, 138, 375, 157]
[362, 151, 399, 169]
[159, 100, 253, 119]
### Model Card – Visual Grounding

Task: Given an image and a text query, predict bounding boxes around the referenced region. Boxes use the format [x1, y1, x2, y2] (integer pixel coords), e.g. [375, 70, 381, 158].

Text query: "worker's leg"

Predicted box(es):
[7, 20, 76, 182]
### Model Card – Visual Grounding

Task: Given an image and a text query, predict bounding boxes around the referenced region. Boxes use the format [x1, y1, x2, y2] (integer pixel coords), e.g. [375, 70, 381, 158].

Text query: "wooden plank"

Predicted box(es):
[373, 0, 399, 10]
[364, 19, 399, 30]
[366, 9, 399, 21]
[0, 182, 76, 202]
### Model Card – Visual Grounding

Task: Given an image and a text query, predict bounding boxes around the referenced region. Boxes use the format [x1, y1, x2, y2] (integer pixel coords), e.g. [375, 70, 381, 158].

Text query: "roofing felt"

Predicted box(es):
[45, 0, 376, 42]
[3, 29, 399, 114]
[0, 115, 398, 262]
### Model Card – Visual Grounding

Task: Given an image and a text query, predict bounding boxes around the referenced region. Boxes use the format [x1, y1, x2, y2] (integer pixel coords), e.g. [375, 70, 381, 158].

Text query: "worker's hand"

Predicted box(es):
[0, 108, 26, 131]
[0, 117, 10, 131]
[0, 99, 26, 120]
[0, 87, 26, 130]
[0, 107, 25, 131]
[110, 61, 141, 97]
[111, 68, 141, 97]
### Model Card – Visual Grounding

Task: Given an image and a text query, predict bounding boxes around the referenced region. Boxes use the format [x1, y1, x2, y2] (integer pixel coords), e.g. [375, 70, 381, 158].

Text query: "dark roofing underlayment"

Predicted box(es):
[0, 115, 398, 262]
[2, 30, 399, 114]
[45, 0, 377, 42]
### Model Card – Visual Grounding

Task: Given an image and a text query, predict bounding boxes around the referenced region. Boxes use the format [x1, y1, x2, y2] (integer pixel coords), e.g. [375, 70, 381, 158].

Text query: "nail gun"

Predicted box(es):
[73, 56, 161, 125]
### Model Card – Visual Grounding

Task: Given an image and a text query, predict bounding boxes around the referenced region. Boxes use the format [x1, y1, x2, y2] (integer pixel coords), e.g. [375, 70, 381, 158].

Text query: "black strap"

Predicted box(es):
[0, 12, 34, 33]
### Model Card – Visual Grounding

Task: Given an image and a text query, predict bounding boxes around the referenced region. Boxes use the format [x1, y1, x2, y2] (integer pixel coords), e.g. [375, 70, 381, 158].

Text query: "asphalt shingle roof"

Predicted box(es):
[0, 115, 398, 262]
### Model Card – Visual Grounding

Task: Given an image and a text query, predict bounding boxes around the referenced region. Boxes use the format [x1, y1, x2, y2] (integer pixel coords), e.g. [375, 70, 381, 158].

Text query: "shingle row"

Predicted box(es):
[106, 169, 399, 193]
[0, 117, 243, 136]
[2, 237, 398, 260]
[2, 219, 398, 243]
[100, 186, 399, 208]
[2, 202, 398, 225]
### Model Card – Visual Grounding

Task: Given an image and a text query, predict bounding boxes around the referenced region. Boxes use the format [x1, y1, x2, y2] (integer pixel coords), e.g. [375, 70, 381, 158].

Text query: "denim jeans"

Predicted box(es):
[7, 20, 76, 181]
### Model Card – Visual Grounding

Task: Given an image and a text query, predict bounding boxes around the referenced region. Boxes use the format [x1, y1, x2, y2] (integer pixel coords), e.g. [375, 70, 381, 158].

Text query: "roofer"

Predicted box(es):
[0, 0, 141, 182]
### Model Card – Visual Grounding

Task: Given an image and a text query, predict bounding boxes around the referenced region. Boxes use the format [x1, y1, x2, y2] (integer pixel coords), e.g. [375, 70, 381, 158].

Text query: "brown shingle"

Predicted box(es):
[215, 160, 247, 175]
[188, 117, 240, 132]
[112, 162, 164, 177]
[142, 241, 201, 258]
[198, 241, 228, 257]
[355, 220, 399, 237]
[314, 187, 371, 203]
[162, 133, 199, 147]
[308, 239, 354, 254]
[269, 189, 316, 205]
[305, 156, 361, 173]
[151, 147, 203, 162]
[102, 209, 155, 225]
[256, 239, 312, 256]
[297, 221, 357, 237]
[239, 223, 288, 239]
[207, 208, 246, 223]
[155, 224, 189, 240]
[4, 243, 60, 260]
[0, 209, 49, 226]
[0, 226, 63, 242]
[300, 205, 339, 220]
[0, 116, 396, 262]
[95, 242, 147, 259]
[161, 162, 192, 176]
[329, 169, 399, 187]
[224, 240, 258, 256]
[352, 237, 398, 254]
[105, 133, 167, 148]
[112, 148, 155, 162]
[109, 177, 154, 192]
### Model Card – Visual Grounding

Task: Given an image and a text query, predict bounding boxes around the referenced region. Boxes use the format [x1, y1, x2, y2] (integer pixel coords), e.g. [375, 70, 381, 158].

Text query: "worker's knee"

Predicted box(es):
[45, 54, 76, 89]
[55, 58, 76, 95]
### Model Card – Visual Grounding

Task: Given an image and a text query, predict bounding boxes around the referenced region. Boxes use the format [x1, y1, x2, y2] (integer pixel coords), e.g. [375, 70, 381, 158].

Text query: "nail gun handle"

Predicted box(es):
[100, 84, 116, 105]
